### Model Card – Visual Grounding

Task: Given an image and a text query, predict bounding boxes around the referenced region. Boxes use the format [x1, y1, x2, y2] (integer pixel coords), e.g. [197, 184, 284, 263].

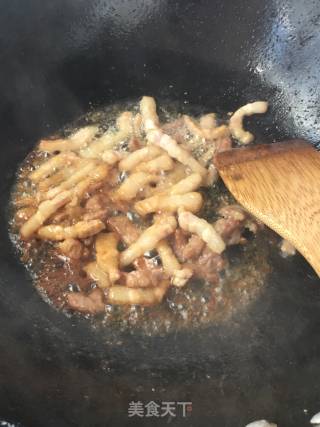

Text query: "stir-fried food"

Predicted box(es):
[11, 96, 272, 318]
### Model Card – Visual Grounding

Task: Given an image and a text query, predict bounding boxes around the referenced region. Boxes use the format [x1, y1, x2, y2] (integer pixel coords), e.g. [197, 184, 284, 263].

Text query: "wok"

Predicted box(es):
[0, 0, 319, 426]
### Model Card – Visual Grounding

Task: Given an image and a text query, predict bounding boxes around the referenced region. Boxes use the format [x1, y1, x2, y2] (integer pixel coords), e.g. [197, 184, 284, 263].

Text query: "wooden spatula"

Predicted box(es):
[215, 139, 320, 276]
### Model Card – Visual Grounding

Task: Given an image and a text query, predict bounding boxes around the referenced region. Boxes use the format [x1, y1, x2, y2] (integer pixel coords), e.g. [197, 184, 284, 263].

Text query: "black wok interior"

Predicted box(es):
[0, 1, 320, 426]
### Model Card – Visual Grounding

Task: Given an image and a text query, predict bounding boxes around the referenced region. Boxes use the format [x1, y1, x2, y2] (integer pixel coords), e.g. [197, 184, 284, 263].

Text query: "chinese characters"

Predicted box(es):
[128, 401, 192, 418]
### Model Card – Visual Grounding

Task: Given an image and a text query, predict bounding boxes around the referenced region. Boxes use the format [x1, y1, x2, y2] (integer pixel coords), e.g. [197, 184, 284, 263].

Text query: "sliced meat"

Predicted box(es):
[214, 204, 262, 246]
[13, 194, 38, 209]
[82, 209, 109, 221]
[182, 234, 205, 260]
[107, 215, 141, 245]
[105, 280, 169, 306]
[187, 246, 225, 284]
[120, 215, 177, 267]
[83, 261, 111, 289]
[128, 137, 141, 152]
[20, 190, 72, 239]
[171, 228, 189, 262]
[133, 256, 157, 270]
[85, 194, 105, 211]
[95, 232, 120, 283]
[121, 267, 164, 288]
[15, 206, 37, 226]
[37, 219, 105, 241]
[171, 230, 205, 262]
[128, 254, 165, 288]
[67, 287, 105, 314]
[58, 238, 84, 260]
[218, 204, 247, 220]
[214, 219, 244, 246]
[214, 204, 248, 245]
[108, 196, 131, 213]
[106, 168, 121, 188]
[162, 118, 188, 144]
[85, 189, 129, 217]
[84, 194, 114, 219]
[215, 136, 232, 153]
[51, 205, 84, 224]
